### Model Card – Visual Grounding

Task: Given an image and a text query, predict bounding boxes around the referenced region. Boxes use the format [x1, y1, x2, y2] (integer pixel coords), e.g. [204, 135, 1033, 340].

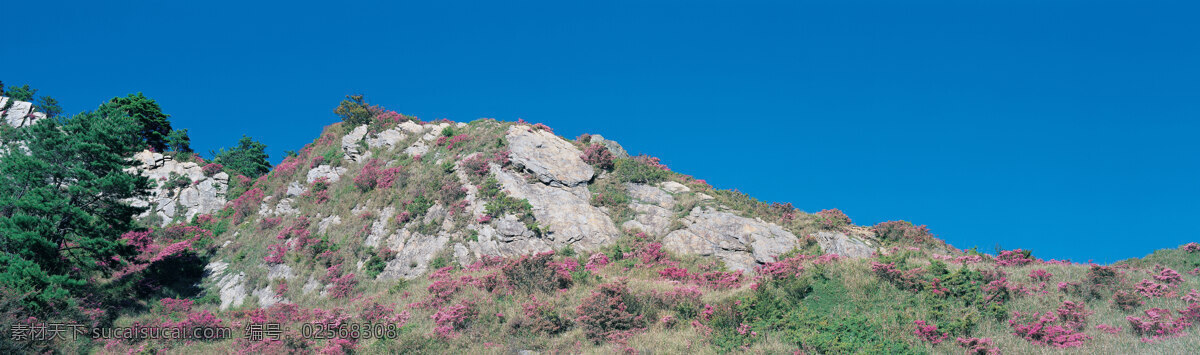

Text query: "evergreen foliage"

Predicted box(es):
[212, 135, 271, 178]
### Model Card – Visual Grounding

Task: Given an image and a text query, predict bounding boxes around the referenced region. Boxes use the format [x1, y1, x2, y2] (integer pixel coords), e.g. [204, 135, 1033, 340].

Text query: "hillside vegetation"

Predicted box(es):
[1, 88, 1198, 354]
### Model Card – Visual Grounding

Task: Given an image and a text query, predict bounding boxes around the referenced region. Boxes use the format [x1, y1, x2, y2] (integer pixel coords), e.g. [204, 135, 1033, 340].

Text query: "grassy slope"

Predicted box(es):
[97, 115, 1200, 355]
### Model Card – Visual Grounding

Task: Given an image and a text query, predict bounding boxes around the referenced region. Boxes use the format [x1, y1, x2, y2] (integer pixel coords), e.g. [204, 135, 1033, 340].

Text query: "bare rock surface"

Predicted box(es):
[378, 232, 450, 280]
[205, 261, 247, 310]
[622, 183, 676, 236]
[307, 164, 347, 183]
[505, 126, 594, 187]
[663, 207, 798, 273]
[128, 150, 229, 226]
[814, 231, 875, 258]
[341, 124, 370, 162]
[492, 165, 618, 251]
[589, 134, 629, 158]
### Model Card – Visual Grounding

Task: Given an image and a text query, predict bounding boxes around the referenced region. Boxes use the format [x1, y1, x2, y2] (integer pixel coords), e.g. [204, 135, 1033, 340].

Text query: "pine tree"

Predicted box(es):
[99, 93, 173, 152]
[0, 109, 150, 312]
[213, 135, 271, 178]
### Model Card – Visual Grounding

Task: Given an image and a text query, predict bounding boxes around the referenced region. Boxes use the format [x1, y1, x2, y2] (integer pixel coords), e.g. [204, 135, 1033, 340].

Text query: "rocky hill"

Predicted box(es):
[2, 95, 1198, 354]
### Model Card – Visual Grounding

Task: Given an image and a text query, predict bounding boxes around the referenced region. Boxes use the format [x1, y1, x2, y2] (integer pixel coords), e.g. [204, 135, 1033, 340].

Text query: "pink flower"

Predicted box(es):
[585, 253, 610, 271]
[1094, 324, 1122, 334]
[1182, 242, 1200, 253]
[1028, 269, 1053, 282]
[913, 320, 948, 344]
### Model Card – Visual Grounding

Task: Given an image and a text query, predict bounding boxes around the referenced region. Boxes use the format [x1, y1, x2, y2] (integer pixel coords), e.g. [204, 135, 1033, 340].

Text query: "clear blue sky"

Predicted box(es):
[5, 1, 1197, 263]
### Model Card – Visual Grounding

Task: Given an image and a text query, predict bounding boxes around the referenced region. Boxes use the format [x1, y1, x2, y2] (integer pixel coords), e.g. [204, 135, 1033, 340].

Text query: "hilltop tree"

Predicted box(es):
[0, 109, 150, 312]
[334, 94, 373, 126]
[99, 93, 174, 152]
[213, 135, 271, 178]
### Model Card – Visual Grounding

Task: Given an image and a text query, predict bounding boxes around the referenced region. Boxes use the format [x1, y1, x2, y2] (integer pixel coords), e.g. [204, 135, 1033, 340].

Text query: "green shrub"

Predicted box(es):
[613, 158, 670, 184]
[334, 94, 372, 126]
[213, 135, 271, 178]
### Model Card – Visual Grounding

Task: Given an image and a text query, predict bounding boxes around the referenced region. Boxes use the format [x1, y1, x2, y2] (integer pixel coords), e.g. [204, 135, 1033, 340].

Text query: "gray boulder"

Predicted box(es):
[814, 231, 875, 258]
[663, 207, 798, 273]
[492, 166, 618, 251]
[589, 134, 629, 158]
[505, 125, 594, 187]
[621, 183, 676, 236]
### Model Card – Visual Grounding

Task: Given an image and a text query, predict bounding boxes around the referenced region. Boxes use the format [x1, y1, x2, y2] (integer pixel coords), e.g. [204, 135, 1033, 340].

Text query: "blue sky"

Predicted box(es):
[5, 1, 1197, 263]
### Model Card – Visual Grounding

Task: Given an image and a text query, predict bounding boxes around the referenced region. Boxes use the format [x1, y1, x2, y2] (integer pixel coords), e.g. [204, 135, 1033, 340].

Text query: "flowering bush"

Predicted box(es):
[1153, 265, 1183, 284]
[1182, 289, 1200, 303]
[325, 266, 357, 299]
[377, 166, 402, 189]
[260, 217, 283, 230]
[576, 282, 645, 343]
[228, 188, 265, 223]
[1135, 279, 1171, 298]
[431, 301, 478, 339]
[437, 134, 470, 150]
[1009, 309, 1091, 348]
[510, 295, 572, 335]
[263, 243, 287, 264]
[956, 337, 1000, 355]
[354, 159, 382, 191]
[1182, 242, 1200, 253]
[815, 208, 852, 229]
[585, 253, 610, 271]
[995, 249, 1036, 267]
[320, 338, 356, 355]
[530, 122, 553, 133]
[1095, 324, 1123, 334]
[274, 156, 302, 177]
[1126, 307, 1192, 342]
[912, 320, 948, 344]
[1112, 290, 1144, 311]
[461, 153, 492, 177]
[580, 143, 615, 170]
[1028, 269, 1053, 282]
[159, 298, 194, 314]
[1056, 301, 1092, 331]
[1178, 303, 1200, 322]
[872, 221, 934, 243]
[166, 310, 226, 341]
[692, 271, 743, 289]
[202, 163, 224, 176]
[871, 262, 924, 292]
[308, 177, 331, 204]
[635, 243, 669, 265]
[501, 252, 572, 293]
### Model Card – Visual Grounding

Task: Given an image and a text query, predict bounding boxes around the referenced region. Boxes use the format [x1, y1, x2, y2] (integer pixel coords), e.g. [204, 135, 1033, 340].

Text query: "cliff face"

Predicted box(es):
[127, 150, 230, 227]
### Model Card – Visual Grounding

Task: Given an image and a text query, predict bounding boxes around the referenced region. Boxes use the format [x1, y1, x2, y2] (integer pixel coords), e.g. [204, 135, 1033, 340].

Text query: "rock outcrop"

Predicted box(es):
[663, 207, 799, 273]
[621, 183, 676, 236]
[1, 97, 45, 128]
[589, 134, 629, 158]
[491, 165, 619, 251]
[205, 261, 248, 310]
[505, 126, 594, 187]
[128, 151, 229, 226]
[814, 231, 875, 258]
